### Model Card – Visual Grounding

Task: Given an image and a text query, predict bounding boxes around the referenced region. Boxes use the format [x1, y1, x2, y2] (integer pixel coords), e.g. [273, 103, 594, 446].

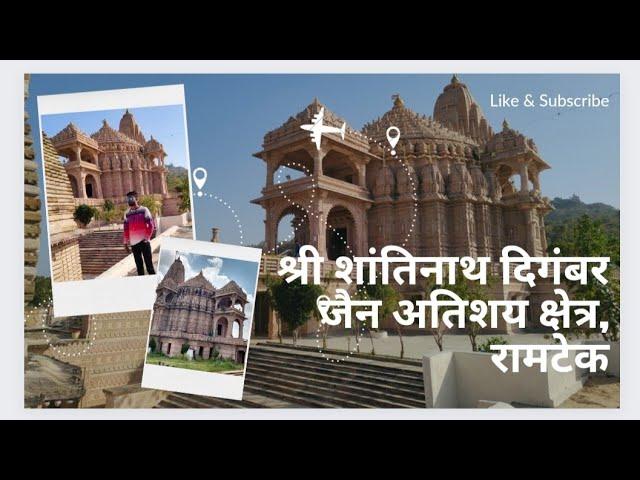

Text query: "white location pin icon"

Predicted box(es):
[192, 167, 207, 197]
[386, 126, 401, 155]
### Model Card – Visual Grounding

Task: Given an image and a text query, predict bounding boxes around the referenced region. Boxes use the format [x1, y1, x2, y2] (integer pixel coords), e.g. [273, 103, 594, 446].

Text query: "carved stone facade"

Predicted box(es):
[24, 74, 40, 304]
[49, 110, 169, 201]
[253, 76, 551, 262]
[43, 310, 151, 408]
[252, 76, 554, 333]
[42, 132, 83, 282]
[149, 256, 249, 363]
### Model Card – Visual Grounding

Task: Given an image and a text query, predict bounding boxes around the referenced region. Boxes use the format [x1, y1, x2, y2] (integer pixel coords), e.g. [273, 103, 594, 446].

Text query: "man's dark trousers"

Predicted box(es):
[132, 240, 155, 275]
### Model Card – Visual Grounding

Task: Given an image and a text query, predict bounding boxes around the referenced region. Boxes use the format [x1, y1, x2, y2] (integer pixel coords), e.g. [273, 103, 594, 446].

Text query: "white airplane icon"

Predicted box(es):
[300, 107, 346, 150]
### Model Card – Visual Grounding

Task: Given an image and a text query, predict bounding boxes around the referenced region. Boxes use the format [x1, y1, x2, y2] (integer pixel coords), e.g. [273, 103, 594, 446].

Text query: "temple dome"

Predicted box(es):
[484, 118, 539, 155]
[159, 256, 185, 288]
[144, 135, 164, 154]
[50, 123, 99, 150]
[362, 94, 477, 148]
[118, 109, 146, 144]
[217, 280, 246, 299]
[91, 119, 141, 146]
[263, 98, 369, 149]
[183, 271, 215, 290]
[433, 75, 493, 144]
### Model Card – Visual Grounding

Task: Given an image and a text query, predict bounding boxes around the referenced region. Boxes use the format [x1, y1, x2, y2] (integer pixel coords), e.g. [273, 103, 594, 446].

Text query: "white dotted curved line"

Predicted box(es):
[25, 298, 97, 358]
[195, 192, 245, 246]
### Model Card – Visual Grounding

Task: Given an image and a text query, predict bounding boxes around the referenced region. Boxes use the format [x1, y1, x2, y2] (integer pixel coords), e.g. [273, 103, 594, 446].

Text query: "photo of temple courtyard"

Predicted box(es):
[144, 249, 253, 374]
[40, 106, 193, 282]
[24, 74, 620, 409]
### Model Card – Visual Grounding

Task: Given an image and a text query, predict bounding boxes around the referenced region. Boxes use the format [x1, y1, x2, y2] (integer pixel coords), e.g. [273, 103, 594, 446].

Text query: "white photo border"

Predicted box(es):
[36, 84, 196, 317]
[140, 236, 262, 401]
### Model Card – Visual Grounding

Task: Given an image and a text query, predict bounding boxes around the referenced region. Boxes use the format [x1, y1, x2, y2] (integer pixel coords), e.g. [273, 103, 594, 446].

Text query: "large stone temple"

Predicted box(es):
[149, 256, 249, 364]
[49, 110, 169, 201]
[251, 75, 554, 336]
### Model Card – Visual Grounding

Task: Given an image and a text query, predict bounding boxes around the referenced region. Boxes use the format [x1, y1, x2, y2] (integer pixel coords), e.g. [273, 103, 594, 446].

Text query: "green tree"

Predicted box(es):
[74, 204, 96, 227]
[549, 214, 620, 340]
[550, 214, 619, 265]
[355, 279, 399, 357]
[268, 277, 323, 345]
[175, 176, 191, 213]
[138, 195, 162, 217]
[424, 269, 493, 352]
[103, 199, 115, 211]
[30, 276, 52, 307]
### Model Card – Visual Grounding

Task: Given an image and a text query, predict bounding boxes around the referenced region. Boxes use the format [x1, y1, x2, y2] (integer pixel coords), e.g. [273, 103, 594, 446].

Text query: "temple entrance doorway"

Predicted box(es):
[237, 350, 246, 364]
[326, 205, 356, 259]
[85, 183, 94, 198]
[253, 292, 269, 337]
[328, 227, 347, 259]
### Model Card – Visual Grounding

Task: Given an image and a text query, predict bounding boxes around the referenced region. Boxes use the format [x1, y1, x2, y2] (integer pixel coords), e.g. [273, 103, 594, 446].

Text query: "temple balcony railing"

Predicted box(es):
[64, 159, 102, 173]
[257, 174, 372, 203]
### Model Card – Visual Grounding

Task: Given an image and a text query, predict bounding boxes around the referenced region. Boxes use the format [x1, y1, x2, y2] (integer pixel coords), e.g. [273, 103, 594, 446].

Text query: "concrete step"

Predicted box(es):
[243, 382, 344, 408]
[245, 369, 424, 408]
[164, 392, 261, 409]
[246, 361, 424, 404]
[248, 347, 423, 383]
[247, 355, 424, 395]
[244, 376, 413, 408]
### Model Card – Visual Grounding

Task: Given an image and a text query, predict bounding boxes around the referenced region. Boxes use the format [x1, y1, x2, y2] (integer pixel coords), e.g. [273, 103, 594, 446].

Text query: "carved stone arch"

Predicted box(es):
[323, 199, 364, 258]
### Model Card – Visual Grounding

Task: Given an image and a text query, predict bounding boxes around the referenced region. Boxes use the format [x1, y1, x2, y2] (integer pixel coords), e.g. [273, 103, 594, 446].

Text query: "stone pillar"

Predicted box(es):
[266, 154, 277, 188]
[519, 160, 530, 193]
[358, 163, 366, 188]
[264, 206, 277, 251]
[144, 170, 151, 195]
[310, 194, 327, 258]
[79, 173, 87, 198]
[76, 146, 82, 163]
[313, 148, 325, 179]
[94, 175, 103, 198]
[114, 168, 123, 199]
[161, 171, 168, 195]
[136, 170, 144, 196]
[531, 169, 540, 193]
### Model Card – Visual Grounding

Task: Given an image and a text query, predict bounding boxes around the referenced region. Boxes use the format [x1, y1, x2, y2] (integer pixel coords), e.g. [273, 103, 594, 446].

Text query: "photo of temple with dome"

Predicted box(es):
[146, 252, 252, 372]
[40, 106, 193, 282]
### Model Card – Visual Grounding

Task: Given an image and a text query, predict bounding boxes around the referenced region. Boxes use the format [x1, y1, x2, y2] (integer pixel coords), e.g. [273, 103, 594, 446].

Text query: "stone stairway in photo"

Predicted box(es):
[158, 343, 426, 408]
[78, 229, 129, 277]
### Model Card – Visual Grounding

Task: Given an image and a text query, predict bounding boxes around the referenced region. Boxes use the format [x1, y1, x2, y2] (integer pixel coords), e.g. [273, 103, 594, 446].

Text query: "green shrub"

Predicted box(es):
[139, 195, 162, 217]
[74, 204, 96, 226]
[149, 337, 156, 352]
[210, 348, 220, 360]
[103, 199, 115, 211]
[477, 336, 508, 353]
[181, 343, 191, 354]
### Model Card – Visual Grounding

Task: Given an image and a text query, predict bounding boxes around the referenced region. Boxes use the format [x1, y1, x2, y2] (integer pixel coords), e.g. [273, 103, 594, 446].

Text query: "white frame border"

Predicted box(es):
[36, 84, 196, 316]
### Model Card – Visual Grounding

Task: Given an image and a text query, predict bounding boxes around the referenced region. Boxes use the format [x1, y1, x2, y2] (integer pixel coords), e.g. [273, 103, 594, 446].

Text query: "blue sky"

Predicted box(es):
[40, 104, 188, 168]
[157, 248, 259, 340]
[28, 74, 620, 275]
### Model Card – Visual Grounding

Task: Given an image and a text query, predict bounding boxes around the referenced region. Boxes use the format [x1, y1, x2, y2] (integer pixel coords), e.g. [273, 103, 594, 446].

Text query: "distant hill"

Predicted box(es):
[166, 163, 188, 193]
[545, 195, 619, 237]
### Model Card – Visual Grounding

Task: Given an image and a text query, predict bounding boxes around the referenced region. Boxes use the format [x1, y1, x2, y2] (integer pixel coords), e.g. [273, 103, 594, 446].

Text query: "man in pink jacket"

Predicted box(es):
[123, 191, 156, 275]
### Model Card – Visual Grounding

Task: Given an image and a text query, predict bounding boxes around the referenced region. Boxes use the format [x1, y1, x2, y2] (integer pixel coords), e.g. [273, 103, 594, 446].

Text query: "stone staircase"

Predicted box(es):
[78, 229, 129, 277]
[158, 343, 426, 408]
